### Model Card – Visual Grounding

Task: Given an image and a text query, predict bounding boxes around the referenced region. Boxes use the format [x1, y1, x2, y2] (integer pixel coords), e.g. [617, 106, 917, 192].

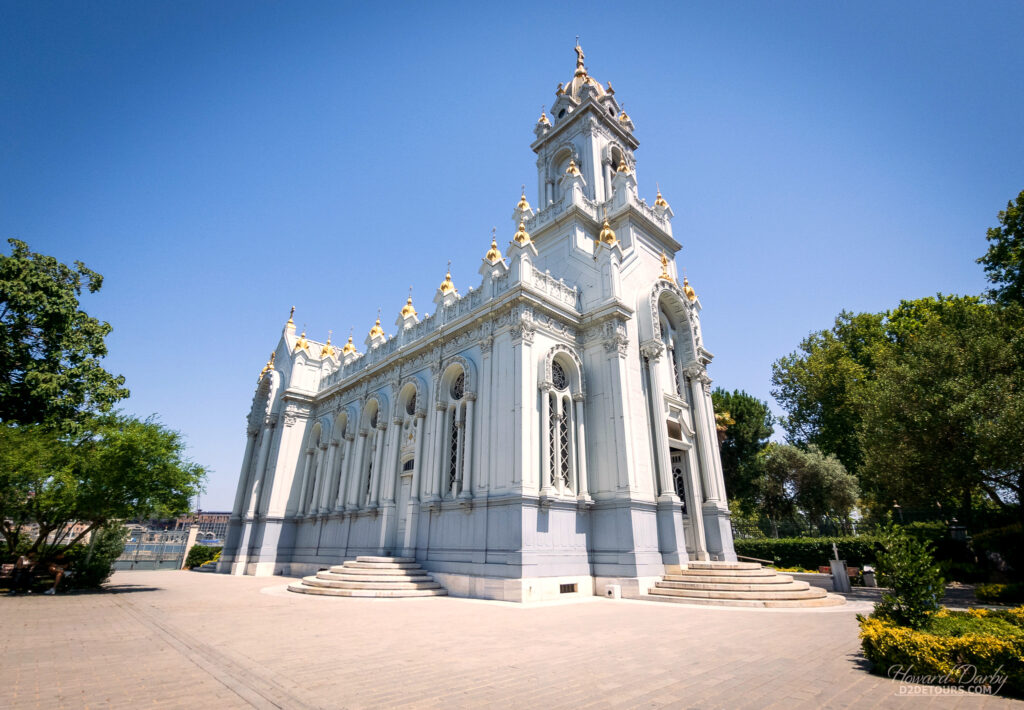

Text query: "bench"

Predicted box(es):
[818, 565, 860, 577]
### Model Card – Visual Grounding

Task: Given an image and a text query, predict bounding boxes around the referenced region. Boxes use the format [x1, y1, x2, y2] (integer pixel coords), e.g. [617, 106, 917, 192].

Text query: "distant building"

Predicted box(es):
[175, 511, 231, 545]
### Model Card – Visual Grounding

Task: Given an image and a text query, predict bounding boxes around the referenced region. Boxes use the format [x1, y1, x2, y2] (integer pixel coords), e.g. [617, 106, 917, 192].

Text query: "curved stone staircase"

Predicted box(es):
[287, 556, 448, 598]
[644, 561, 845, 608]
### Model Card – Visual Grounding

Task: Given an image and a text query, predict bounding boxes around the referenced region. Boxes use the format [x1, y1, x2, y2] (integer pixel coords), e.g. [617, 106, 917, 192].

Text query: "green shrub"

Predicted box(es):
[185, 544, 221, 569]
[62, 524, 128, 589]
[874, 526, 945, 629]
[859, 608, 1024, 696]
[977, 583, 1024, 604]
[733, 536, 882, 569]
[974, 523, 1024, 579]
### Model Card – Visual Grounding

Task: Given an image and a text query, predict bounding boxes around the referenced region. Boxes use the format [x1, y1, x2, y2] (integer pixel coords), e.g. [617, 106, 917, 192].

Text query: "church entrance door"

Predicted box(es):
[671, 448, 697, 556]
[395, 462, 413, 543]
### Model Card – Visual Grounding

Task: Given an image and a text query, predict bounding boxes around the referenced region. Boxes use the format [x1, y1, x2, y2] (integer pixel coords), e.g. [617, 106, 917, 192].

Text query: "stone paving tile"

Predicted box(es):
[1, 570, 1021, 709]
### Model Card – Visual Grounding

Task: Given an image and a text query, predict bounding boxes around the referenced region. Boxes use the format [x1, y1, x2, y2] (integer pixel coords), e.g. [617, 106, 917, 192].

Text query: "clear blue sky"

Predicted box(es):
[2, 2, 1021, 510]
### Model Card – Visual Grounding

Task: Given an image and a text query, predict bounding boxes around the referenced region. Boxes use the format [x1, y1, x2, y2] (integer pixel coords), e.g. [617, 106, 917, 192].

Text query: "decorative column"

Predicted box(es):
[687, 370, 715, 501]
[459, 395, 475, 500]
[309, 446, 326, 515]
[245, 421, 274, 516]
[231, 428, 259, 517]
[411, 413, 426, 501]
[295, 449, 314, 516]
[683, 444, 709, 561]
[381, 418, 403, 504]
[453, 408, 465, 498]
[368, 424, 386, 508]
[430, 403, 446, 501]
[335, 435, 353, 510]
[539, 386, 554, 497]
[573, 394, 591, 502]
[320, 441, 339, 513]
[642, 341, 677, 501]
[346, 430, 367, 510]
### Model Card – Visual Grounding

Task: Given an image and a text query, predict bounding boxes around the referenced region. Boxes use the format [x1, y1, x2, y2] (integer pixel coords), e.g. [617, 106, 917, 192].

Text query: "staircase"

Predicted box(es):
[644, 561, 845, 608]
[193, 560, 219, 573]
[287, 556, 448, 598]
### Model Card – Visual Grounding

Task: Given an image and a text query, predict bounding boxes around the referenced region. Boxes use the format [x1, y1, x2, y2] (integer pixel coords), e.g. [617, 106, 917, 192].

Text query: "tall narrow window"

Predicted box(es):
[448, 408, 459, 496]
[546, 360, 576, 495]
[558, 396, 571, 490]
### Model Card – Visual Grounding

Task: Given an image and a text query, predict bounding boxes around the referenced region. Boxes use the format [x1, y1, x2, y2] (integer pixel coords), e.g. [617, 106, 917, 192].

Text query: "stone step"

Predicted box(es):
[316, 571, 434, 583]
[648, 586, 827, 601]
[686, 561, 763, 570]
[674, 566, 776, 577]
[301, 576, 442, 591]
[287, 583, 448, 598]
[656, 580, 811, 593]
[355, 556, 416, 564]
[344, 561, 421, 570]
[663, 573, 793, 584]
[640, 593, 845, 608]
[329, 564, 426, 575]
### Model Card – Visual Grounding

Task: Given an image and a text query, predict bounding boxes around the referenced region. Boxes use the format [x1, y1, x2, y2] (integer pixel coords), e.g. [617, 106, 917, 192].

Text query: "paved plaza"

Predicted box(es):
[1, 570, 1019, 709]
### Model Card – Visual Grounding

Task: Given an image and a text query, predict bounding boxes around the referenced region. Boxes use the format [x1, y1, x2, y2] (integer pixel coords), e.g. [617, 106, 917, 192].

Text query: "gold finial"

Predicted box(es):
[658, 251, 675, 283]
[438, 261, 456, 295]
[485, 227, 503, 263]
[618, 109, 631, 124]
[320, 330, 336, 358]
[566, 159, 581, 177]
[538, 106, 550, 126]
[683, 276, 697, 302]
[286, 306, 296, 331]
[513, 220, 531, 245]
[259, 351, 276, 381]
[369, 308, 384, 339]
[556, 82, 565, 96]
[400, 287, 417, 319]
[616, 158, 630, 174]
[294, 329, 309, 353]
[599, 209, 617, 246]
[574, 39, 586, 76]
[516, 185, 531, 211]
[341, 330, 356, 356]
[655, 182, 668, 208]
[606, 81, 615, 95]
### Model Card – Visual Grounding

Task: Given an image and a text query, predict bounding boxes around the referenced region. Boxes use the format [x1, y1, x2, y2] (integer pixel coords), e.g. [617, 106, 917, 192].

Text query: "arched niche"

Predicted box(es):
[539, 344, 586, 395]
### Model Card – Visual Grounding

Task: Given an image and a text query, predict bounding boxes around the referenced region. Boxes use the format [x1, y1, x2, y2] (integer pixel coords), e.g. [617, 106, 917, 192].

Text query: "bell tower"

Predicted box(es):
[531, 41, 639, 207]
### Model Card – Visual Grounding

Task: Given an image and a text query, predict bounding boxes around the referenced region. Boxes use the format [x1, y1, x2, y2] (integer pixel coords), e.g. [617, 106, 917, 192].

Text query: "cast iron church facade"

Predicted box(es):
[219, 45, 737, 601]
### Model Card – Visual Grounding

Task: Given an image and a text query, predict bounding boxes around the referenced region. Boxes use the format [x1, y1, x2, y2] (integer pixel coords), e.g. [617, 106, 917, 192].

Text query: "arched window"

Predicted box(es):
[542, 354, 587, 497]
[439, 367, 471, 500]
[659, 306, 683, 397]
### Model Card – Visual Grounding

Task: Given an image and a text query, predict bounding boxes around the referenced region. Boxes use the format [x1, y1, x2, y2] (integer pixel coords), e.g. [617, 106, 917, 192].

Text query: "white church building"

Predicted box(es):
[219, 44, 738, 602]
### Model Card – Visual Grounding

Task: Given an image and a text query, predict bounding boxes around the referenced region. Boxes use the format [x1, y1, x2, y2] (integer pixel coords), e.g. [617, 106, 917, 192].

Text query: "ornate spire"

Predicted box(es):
[616, 158, 630, 174]
[341, 331, 356, 356]
[516, 185, 531, 211]
[320, 330, 336, 358]
[599, 208, 617, 246]
[574, 38, 586, 76]
[484, 228, 503, 263]
[368, 309, 384, 339]
[566, 159, 581, 177]
[537, 106, 550, 126]
[655, 182, 669, 208]
[400, 287, 417, 319]
[438, 261, 457, 295]
[658, 251, 675, 283]
[683, 276, 697, 302]
[285, 306, 295, 332]
[258, 351, 275, 381]
[294, 329, 309, 353]
[513, 220, 531, 245]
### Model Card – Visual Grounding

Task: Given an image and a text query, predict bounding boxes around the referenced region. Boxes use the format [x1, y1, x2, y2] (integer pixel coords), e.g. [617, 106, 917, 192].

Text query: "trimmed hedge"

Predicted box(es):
[185, 545, 221, 569]
[734, 536, 882, 569]
[977, 583, 1024, 604]
[859, 608, 1024, 696]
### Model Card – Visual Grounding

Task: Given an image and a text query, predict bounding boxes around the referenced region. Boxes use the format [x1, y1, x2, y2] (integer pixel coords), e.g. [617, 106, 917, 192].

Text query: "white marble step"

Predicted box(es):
[648, 585, 827, 601]
[672, 567, 777, 577]
[355, 556, 416, 564]
[656, 580, 811, 593]
[641, 593, 845, 608]
[663, 573, 793, 584]
[301, 576, 442, 591]
[344, 561, 421, 570]
[686, 561, 763, 571]
[288, 583, 448, 598]
[331, 564, 425, 576]
[316, 571, 433, 583]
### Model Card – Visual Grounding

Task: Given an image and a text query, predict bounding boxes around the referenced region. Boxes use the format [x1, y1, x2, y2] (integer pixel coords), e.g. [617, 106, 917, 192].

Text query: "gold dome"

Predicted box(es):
[516, 189, 531, 212]
[258, 351, 275, 381]
[438, 268, 456, 296]
[599, 217, 617, 246]
[285, 306, 295, 332]
[616, 159, 630, 174]
[538, 110, 550, 126]
[341, 334, 356, 356]
[618, 110, 631, 124]
[368, 317, 384, 340]
[654, 185, 669, 208]
[485, 237, 503, 264]
[400, 296, 417, 319]
[683, 277, 697, 302]
[294, 330, 309, 353]
[658, 251, 675, 283]
[513, 221, 532, 245]
[566, 159, 581, 177]
[320, 332, 336, 358]
[562, 42, 607, 101]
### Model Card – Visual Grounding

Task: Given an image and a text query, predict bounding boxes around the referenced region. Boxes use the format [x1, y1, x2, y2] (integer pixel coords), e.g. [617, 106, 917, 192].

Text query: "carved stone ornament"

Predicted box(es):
[640, 340, 665, 362]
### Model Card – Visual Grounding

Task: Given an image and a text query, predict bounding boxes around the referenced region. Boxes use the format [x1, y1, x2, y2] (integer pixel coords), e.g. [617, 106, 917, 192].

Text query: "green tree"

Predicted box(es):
[770, 311, 885, 476]
[791, 445, 859, 533]
[755, 444, 800, 537]
[0, 415, 205, 564]
[0, 238, 128, 430]
[873, 525, 945, 629]
[978, 189, 1024, 306]
[859, 297, 1024, 524]
[711, 388, 773, 512]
